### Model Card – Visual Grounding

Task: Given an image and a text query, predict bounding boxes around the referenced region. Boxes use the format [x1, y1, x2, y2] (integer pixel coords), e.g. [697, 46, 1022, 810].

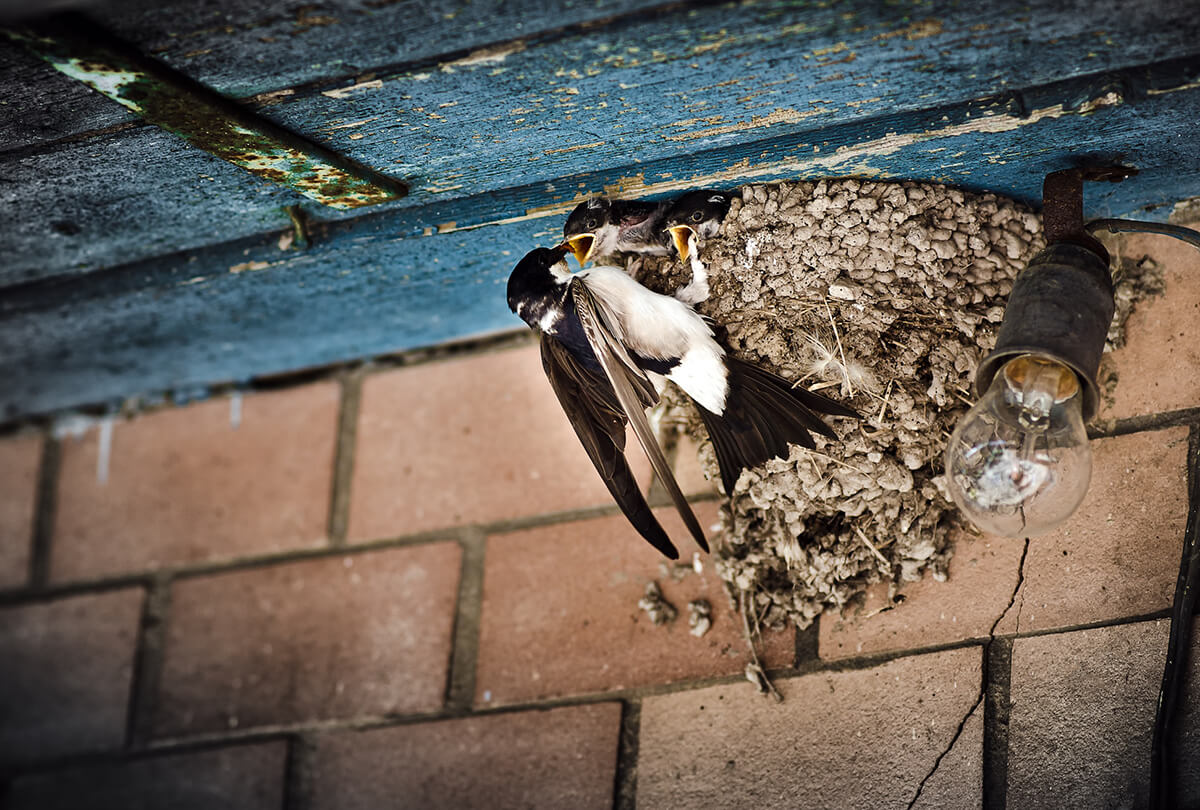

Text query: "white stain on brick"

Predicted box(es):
[96, 417, 114, 485]
[52, 412, 103, 439]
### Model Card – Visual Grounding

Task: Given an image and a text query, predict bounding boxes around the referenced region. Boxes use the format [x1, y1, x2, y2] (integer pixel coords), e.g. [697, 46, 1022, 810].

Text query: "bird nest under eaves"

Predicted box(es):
[633, 178, 1154, 630]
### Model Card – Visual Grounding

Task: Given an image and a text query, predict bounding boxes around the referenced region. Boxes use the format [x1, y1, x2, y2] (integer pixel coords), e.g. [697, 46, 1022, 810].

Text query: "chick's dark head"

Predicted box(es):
[562, 197, 614, 265]
[663, 191, 734, 262]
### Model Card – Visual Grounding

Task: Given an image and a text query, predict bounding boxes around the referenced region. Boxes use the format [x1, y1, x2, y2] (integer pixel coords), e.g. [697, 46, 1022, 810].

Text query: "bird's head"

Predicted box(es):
[507, 243, 572, 325]
[562, 197, 613, 266]
[664, 191, 734, 262]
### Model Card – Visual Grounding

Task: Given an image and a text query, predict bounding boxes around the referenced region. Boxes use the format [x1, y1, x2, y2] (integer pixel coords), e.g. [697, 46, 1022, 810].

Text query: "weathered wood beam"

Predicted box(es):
[3, 56, 1199, 420]
[0, 0, 676, 152]
[8, 14, 408, 209]
[4, 0, 1200, 284]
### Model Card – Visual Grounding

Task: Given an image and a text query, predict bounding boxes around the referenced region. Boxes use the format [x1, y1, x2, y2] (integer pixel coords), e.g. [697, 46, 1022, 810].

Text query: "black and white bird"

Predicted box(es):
[662, 190, 737, 305]
[562, 196, 673, 268]
[507, 243, 860, 559]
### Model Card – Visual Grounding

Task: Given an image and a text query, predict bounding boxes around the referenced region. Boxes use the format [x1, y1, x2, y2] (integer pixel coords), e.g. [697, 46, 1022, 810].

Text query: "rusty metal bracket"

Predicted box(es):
[6, 13, 408, 209]
[1041, 165, 1137, 257]
[975, 165, 1136, 420]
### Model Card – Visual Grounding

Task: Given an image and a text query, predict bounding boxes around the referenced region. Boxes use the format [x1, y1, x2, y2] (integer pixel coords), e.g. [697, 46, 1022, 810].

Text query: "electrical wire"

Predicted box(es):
[1106, 218, 1200, 809]
[1150, 437, 1200, 810]
[1086, 218, 1200, 251]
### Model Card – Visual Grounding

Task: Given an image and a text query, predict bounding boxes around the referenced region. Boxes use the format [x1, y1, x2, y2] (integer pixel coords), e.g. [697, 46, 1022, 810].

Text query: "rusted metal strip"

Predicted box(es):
[7, 13, 407, 209]
[1042, 167, 1135, 255]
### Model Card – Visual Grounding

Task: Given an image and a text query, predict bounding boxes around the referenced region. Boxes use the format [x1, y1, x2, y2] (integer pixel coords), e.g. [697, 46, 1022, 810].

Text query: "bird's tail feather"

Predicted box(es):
[694, 357, 859, 495]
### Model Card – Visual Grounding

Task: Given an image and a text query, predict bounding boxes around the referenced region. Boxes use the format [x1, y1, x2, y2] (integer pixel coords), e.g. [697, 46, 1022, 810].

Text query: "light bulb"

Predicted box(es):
[944, 354, 1092, 538]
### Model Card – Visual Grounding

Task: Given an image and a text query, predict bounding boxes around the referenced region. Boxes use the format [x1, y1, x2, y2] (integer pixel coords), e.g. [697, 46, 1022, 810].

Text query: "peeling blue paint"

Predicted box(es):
[0, 0, 671, 152]
[2, 66, 1199, 419]
[4, 51, 1197, 286]
[1, 0, 1199, 419]
[8, 17, 407, 209]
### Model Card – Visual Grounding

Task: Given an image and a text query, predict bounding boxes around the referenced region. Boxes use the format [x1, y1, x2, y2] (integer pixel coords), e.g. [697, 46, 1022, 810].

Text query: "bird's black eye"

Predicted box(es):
[691, 210, 704, 223]
[586, 218, 599, 230]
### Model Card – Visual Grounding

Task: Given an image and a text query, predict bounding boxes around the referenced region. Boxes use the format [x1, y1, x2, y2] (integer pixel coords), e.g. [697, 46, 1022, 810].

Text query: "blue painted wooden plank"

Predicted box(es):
[95, 0, 673, 96]
[5, 44, 1199, 288]
[0, 0, 674, 153]
[0, 43, 133, 150]
[0, 215, 550, 421]
[0, 127, 305, 286]
[271, 0, 1200, 203]
[4, 0, 1199, 286]
[3, 70, 1199, 419]
[9, 16, 408, 209]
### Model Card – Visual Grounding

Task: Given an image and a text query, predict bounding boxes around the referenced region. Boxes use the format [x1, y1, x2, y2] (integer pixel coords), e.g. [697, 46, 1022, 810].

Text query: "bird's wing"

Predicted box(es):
[539, 334, 680, 560]
[573, 282, 710, 553]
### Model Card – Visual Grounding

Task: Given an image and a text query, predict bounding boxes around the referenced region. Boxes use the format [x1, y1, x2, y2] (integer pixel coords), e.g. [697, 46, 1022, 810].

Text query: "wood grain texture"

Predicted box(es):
[4, 50, 1198, 287]
[1, 0, 1199, 418]
[4, 65, 1200, 419]
[0, 0, 674, 153]
[0, 43, 133, 150]
[4, 0, 1200, 283]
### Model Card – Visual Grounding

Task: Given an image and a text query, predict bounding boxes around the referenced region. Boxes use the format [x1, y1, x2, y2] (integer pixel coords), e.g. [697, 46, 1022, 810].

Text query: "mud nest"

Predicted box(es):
[633, 178, 1154, 630]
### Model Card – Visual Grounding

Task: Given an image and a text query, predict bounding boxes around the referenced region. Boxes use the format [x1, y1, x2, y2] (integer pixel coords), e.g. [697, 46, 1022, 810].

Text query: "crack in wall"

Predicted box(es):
[906, 537, 1030, 808]
[907, 694, 983, 810]
[993, 538, 1031, 637]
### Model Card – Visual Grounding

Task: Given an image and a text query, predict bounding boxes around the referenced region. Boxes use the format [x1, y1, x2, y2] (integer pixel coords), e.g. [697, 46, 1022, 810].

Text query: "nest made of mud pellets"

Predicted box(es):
[633, 178, 1153, 630]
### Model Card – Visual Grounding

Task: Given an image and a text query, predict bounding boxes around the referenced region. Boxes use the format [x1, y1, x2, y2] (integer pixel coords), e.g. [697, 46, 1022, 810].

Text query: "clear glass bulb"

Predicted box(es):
[944, 354, 1092, 538]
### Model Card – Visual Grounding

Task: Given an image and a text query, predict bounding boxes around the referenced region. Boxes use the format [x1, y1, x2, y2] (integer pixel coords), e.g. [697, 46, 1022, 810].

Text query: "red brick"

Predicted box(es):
[637, 646, 982, 809]
[154, 542, 460, 737]
[1102, 227, 1200, 420]
[347, 345, 651, 541]
[52, 384, 339, 582]
[310, 703, 621, 810]
[915, 701, 983, 810]
[0, 588, 143, 765]
[0, 434, 40, 589]
[1005, 619, 1199, 806]
[995, 427, 1188, 634]
[2, 741, 286, 810]
[475, 504, 792, 707]
[819, 528, 1026, 660]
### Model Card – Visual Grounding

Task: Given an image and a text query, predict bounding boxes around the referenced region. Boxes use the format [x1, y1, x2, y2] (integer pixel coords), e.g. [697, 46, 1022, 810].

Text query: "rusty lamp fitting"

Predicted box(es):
[973, 169, 1125, 421]
[944, 168, 1131, 540]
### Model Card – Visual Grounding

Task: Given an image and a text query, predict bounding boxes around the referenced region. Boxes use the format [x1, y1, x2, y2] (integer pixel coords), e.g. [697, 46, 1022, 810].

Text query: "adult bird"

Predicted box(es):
[663, 189, 737, 304]
[507, 243, 860, 558]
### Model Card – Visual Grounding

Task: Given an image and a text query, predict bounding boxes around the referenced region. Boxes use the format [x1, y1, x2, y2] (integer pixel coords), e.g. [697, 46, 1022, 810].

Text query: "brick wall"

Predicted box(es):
[0, 228, 1198, 809]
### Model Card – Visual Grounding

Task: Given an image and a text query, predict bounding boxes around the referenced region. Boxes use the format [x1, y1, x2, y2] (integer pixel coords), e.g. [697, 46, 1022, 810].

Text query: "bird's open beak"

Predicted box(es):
[668, 225, 694, 263]
[564, 234, 595, 266]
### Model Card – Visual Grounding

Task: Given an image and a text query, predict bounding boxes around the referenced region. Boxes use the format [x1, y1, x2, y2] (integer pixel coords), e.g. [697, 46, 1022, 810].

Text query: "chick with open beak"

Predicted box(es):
[562, 196, 673, 269]
[663, 190, 736, 305]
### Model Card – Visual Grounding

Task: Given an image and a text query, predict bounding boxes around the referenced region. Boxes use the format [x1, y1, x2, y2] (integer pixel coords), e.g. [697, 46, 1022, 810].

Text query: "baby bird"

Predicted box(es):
[562, 197, 672, 268]
[663, 190, 737, 305]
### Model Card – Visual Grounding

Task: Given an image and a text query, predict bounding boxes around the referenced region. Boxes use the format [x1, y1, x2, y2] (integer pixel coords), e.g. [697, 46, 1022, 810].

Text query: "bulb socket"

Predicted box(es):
[975, 242, 1115, 421]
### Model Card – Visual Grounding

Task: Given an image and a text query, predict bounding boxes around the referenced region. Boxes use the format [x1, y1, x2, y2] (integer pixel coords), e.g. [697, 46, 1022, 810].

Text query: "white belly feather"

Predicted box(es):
[578, 266, 729, 413]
